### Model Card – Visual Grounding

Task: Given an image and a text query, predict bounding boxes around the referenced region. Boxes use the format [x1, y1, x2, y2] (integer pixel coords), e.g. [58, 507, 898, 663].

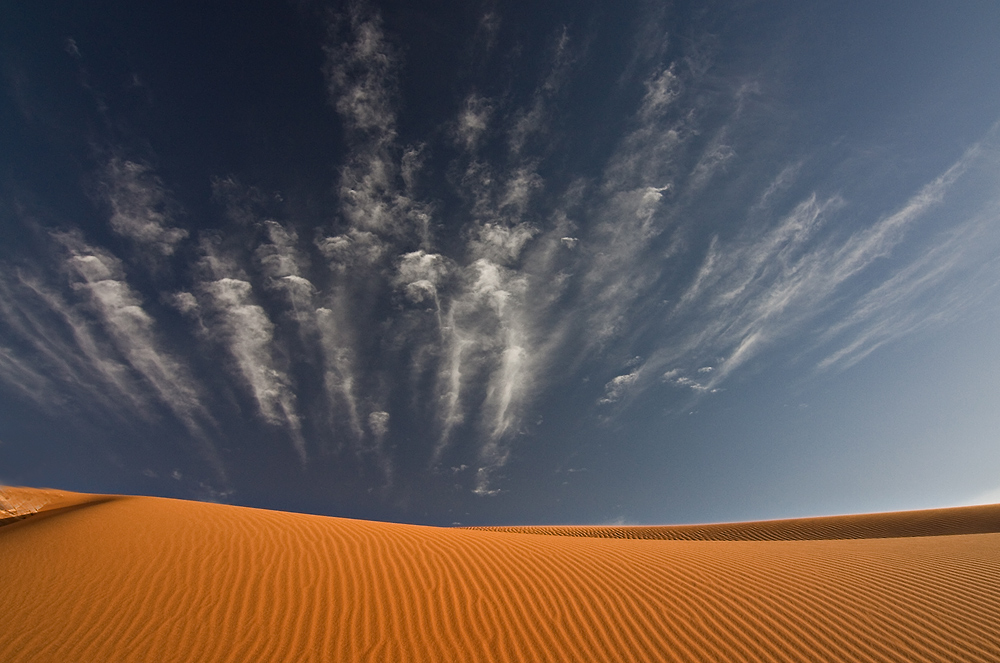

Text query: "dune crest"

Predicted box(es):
[470, 502, 1000, 540]
[2, 487, 999, 662]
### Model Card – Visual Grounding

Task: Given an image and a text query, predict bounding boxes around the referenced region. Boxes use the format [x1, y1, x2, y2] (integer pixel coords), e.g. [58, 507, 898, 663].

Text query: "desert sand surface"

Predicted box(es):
[2, 487, 999, 662]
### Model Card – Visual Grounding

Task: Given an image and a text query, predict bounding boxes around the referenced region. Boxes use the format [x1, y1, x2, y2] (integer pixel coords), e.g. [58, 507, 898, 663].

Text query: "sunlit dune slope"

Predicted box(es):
[2, 487, 999, 662]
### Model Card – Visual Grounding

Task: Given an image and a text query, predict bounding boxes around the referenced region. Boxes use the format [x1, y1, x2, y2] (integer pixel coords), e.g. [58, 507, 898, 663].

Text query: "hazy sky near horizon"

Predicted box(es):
[2, 0, 1000, 526]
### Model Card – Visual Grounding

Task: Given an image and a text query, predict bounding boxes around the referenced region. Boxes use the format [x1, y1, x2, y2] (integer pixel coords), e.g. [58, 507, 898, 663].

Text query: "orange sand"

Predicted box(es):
[2, 487, 999, 662]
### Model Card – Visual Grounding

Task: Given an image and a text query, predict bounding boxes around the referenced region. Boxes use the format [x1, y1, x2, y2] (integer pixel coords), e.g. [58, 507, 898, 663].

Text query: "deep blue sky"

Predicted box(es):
[2, 0, 1000, 526]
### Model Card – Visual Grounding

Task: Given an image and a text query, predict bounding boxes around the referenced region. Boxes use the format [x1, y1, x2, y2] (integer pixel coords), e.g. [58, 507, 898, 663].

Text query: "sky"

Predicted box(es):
[2, 0, 1000, 526]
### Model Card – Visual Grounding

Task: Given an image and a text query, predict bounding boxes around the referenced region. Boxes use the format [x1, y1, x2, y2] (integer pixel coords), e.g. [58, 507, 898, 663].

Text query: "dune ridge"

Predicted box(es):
[0, 486, 111, 528]
[467, 502, 1000, 540]
[2, 487, 1000, 662]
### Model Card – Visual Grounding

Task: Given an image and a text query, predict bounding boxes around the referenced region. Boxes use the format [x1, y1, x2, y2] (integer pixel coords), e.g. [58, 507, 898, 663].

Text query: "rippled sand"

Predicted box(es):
[2, 487, 998, 662]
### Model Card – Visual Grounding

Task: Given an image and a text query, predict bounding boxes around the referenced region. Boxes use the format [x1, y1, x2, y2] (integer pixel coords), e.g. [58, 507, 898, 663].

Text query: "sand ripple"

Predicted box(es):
[2, 488, 999, 662]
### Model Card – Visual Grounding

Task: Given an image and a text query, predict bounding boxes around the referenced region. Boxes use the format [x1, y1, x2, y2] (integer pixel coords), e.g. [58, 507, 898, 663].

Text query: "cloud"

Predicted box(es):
[315, 229, 386, 268]
[317, 5, 578, 491]
[324, 6, 433, 245]
[755, 161, 804, 211]
[430, 249, 551, 483]
[64, 38, 81, 59]
[817, 194, 1000, 370]
[507, 26, 575, 156]
[394, 250, 451, 314]
[688, 131, 735, 193]
[103, 158, 189, 255]
[0, 231, 227, 482]
[570, 50, 735, 352]
[0, 268, 143, 418]
[455, 93, 492, 151]
[198, 277, 306, 463]
[324, 7, 397, 137]
[468, 223, 538, 265]
[599, 371, 639, 404]
[616, 129, 999, 401]
[639, 64, 681, 121]
[313, 303, 363, 441]
[365, 410, 393, 485]
[0, 343, 51, 407]
[206, 183, 370, 460]
[368, 410, 389, 437]
[57, 235, 223, 458]
[168, 291, 199, 315]
[255, 220, 320, 329]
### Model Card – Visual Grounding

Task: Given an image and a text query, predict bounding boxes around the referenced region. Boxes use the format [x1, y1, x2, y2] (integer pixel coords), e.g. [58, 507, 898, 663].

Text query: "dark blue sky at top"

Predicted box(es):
[2, 0, 1000, 526]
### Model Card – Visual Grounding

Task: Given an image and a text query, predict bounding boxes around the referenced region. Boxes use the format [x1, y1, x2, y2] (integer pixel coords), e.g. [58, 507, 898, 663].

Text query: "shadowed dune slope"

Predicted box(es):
[2, 488, 1000, 663]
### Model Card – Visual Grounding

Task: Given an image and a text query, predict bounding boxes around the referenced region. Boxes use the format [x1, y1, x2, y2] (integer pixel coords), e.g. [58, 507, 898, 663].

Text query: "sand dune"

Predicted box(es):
[470, 502, 1000, 540]
[2, 487, 999, 662]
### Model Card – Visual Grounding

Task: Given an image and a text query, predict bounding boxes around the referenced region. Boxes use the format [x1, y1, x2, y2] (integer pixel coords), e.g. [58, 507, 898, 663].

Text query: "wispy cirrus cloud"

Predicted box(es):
[57, 235, 224, 471]
[192, 234, 306, 464]
[319, 5, 577, 491]
[324, 4, 431, 244]
[0, 269, 143, 418]
[606, 129, 1000, 404]
[103, 157, 189, 255]
[0, 230, 226, 482]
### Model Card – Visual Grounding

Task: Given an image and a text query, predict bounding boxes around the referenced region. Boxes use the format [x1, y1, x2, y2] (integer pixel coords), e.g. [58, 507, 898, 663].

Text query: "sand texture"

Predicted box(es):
[2, 487, 999, 662]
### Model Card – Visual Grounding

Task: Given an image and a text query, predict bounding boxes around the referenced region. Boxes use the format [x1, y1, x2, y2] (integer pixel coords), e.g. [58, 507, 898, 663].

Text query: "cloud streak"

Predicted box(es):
[196, 269, 305, 464]
[103, 158, 189, 255]
[616, 132, 1000, 402]
[0, 232, 226, 482]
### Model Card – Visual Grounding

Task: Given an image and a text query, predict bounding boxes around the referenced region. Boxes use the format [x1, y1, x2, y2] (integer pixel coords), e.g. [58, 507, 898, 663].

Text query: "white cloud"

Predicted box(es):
[315, 229, 386, 268]
[365, 409, 393, 485]
[199, 277, 306, 463]
[639, 64, 681, 121]
[315, 304, 363, 440]
[431, 255, 541, 478]
[599, 370, 640, 404]
[368, 410, 389, 437]
[323, 6, 434, 247]
[169, 291, 199, 315]
[0, 270, 142, 417]
[68, 265, 222, 463]
[324, 8, 398, 137]
[818, 198, 1000, 370]
[0, 343, 51, 407]
[688, 132, 735, 193]
[468, 223, 538, 266]
[395, 250, 449, 289]
[256, 221, 308, 280]
[755, 161, 804, 211]
[255, 220, 319, 330]
[0, 232, 227, 482]
[623, 129, 998, 399]
[394, 250, 451, 317]
[103, 158, 188, 255]
[506, 26, 574, 156]
[455, 93, 492, 151]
